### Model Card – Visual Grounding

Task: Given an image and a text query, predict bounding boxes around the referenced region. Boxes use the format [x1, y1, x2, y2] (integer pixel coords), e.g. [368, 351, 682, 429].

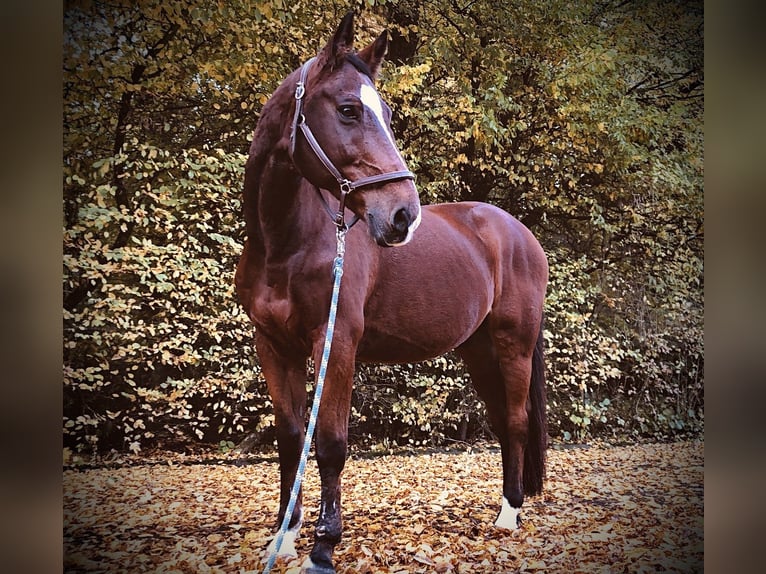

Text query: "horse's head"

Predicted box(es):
[289, 12, 421, 247]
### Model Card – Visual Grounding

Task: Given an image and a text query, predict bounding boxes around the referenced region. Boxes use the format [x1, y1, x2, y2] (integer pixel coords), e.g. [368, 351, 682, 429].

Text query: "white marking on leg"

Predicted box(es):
[494, 497, 521, 530]
[266, 521, 301, 559]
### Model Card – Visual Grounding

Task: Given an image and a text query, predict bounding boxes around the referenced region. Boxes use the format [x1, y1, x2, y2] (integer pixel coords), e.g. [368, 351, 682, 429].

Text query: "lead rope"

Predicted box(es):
[262, 226, 347, 574]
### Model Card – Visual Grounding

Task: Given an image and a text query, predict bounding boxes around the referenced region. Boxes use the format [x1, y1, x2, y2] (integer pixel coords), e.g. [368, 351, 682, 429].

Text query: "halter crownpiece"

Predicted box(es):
[289, 57, 416, 229]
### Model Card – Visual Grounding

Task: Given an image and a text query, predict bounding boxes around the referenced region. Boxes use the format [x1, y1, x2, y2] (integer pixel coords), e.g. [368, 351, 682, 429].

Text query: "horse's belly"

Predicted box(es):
[355, 209, 498, 363]
[356, 287, 490, 363]
[356, 327, 467, 363]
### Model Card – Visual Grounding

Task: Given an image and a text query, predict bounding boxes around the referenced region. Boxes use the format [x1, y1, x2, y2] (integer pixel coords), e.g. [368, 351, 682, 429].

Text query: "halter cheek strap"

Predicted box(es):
[289, 57, 314, 160]
[289, 57, 416, 229]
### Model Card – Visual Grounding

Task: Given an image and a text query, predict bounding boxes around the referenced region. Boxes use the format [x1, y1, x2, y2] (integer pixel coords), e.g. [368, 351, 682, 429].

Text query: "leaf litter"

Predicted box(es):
[64, 441, 703, 573]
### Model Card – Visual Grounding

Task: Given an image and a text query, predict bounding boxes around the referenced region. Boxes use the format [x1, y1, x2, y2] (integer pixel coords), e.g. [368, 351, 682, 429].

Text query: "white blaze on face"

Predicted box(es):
[494, 497, 521, 530]
[358, 76, 422, 245]
[359, 79, 405, 163]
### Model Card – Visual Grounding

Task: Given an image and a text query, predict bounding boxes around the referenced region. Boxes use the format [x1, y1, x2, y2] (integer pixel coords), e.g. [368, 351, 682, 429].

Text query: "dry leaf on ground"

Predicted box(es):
[64, 441, 703, 573]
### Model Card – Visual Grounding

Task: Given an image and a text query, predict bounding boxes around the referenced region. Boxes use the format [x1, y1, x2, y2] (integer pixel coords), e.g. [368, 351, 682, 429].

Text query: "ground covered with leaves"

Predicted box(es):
[64, 441, 703, 573]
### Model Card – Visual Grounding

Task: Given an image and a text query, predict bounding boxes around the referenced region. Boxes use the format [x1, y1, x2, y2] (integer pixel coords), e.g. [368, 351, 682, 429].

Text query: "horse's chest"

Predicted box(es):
[253, 291, 291, 330]
[248, 277, 318, 347]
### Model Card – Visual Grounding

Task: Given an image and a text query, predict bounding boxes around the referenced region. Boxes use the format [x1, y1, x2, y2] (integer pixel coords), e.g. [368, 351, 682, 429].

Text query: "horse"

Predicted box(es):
[235, 12, 549, 574]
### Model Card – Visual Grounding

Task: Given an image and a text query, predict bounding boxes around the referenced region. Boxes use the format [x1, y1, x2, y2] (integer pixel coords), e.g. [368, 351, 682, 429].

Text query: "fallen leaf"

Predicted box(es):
[63, 442, 704, 574]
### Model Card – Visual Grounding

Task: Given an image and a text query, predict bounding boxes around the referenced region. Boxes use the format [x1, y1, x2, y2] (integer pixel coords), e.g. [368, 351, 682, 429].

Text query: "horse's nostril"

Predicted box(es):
[392, 207, 411, 233]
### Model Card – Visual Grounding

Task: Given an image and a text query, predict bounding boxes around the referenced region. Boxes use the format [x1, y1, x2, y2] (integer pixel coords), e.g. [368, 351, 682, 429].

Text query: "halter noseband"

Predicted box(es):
[289, 56, 416, 229]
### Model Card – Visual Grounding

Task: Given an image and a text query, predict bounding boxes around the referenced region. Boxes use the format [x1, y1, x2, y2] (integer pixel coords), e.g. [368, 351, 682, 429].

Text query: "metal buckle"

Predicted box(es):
[334, 215, 347, 230]
[335, 181, 353, 230]
[339, 179, 353, 195]
[295, 83, 305, 100]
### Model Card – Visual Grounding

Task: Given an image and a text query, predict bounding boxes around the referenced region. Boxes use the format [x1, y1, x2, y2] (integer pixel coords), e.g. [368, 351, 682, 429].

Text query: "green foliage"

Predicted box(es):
[64, 0, 703, 453]
[377, 0, 703, 445]
[351, 356, 487, 448]
[63, 143, 265, 452]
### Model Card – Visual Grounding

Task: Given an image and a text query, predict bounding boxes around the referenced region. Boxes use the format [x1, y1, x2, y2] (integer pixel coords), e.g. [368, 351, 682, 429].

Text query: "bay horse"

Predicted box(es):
[235, 12, 548, 574]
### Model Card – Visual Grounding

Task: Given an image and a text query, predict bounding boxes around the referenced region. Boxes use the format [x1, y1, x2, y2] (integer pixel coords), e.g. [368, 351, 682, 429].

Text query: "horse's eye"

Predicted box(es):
[338, 105, 359, 120]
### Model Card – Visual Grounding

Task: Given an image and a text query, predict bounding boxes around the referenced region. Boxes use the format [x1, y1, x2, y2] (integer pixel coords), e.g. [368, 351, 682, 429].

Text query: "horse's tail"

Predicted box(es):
[523, 318, 548, 496]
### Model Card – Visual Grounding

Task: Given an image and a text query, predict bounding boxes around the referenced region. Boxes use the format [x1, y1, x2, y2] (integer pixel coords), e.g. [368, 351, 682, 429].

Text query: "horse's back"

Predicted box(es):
[428, 201, 545, 256]
[420, 201, 547, 291]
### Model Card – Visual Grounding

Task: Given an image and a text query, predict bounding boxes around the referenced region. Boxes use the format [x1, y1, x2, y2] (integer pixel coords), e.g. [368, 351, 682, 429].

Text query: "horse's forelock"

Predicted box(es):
[345, 53, 373, 81]
[318, 49, 373, 82]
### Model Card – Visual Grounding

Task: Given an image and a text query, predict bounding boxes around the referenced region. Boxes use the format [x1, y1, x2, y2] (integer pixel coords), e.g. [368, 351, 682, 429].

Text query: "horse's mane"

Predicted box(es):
[242, 70, 297, 241]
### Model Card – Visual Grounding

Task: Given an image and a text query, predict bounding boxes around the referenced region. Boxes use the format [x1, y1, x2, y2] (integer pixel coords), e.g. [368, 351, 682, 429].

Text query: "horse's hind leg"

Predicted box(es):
[256, 332, 308, 559]
[491, 328, 535, 529]
[491, 317, 546, 529]
[457, 320, 539, 530]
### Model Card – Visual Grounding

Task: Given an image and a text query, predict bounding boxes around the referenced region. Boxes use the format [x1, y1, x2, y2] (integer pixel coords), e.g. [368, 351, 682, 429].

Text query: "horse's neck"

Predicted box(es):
[243, 77, 304, 252]
[249, 155, 329, 264]
[243, 84, 335, 267]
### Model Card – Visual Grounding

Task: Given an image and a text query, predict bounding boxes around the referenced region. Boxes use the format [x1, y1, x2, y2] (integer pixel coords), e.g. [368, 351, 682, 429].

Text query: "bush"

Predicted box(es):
[63, 0, 703, 454]
[63, 146, 271, 453]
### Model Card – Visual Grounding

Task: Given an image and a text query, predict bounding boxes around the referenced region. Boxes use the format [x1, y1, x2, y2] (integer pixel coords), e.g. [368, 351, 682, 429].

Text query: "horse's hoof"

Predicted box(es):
[266, 529, 299, 559]
[300, 556, 335, 574]
[494, 498, 521, 530]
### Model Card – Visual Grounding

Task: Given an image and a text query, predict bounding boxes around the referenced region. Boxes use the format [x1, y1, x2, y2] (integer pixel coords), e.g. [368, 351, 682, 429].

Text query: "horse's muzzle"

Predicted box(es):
[369, 203, 422, 247]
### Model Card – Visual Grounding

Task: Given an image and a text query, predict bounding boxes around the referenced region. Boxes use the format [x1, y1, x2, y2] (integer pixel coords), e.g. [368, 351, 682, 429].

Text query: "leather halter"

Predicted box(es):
[289, 56, 416, 229]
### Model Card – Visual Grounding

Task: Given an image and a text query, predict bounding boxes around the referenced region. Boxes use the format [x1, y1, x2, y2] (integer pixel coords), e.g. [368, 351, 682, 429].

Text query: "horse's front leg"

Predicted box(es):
[256, 332, 308, 560]
[302, 335, 357, 574]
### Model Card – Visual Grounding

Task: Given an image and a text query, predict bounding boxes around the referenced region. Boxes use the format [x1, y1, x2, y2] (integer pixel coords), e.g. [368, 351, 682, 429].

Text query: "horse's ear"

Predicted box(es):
[333, 11, 356, 55]
[317, 11, 355, 70]
[357, 30, 388, 80]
